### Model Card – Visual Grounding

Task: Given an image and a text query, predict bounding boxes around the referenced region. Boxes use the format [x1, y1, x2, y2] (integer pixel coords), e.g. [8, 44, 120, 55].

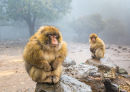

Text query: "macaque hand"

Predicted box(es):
[44, 63, 52, 72]
[52, 61, 59, 70]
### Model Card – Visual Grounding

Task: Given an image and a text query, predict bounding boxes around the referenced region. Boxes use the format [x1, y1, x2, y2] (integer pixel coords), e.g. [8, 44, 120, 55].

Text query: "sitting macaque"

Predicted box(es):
[23, 26, 67, 83]
[89, 33, 105, 59]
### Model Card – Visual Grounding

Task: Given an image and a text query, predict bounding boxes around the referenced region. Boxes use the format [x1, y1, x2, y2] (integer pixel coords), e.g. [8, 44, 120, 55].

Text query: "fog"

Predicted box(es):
[0, 0, 130, 45]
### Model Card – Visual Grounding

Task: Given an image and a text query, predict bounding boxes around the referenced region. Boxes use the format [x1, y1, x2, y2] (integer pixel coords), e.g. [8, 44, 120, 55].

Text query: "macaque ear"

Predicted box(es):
[38, 26, 45, 34]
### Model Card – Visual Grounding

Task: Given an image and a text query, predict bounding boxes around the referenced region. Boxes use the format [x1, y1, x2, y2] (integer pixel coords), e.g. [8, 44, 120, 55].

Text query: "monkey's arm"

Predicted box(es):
[52, 42, 67, 70]
[23, 41, 51, 71]
[90, 44, 104, 53]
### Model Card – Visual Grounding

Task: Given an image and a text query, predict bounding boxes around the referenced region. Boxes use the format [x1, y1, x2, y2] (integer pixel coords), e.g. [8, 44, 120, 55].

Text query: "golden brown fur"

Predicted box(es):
[23, 26, 67, 83]
[89, 33, 105, 59]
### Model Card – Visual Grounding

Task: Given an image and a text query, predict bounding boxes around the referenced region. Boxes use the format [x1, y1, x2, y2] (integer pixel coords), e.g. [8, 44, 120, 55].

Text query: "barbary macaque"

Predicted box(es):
[23, 26, 67, 83]
[89, 33, 105, 59]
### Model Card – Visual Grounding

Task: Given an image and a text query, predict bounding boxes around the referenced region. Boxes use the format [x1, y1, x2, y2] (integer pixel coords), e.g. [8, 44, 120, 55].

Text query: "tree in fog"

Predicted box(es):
[3, 0, 71, 35]
[71, 14, 105, 43]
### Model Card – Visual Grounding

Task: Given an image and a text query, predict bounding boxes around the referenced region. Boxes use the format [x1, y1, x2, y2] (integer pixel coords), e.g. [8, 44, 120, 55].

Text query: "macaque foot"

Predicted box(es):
[52, 76, 59, 84]
[44, 76, 53, 83]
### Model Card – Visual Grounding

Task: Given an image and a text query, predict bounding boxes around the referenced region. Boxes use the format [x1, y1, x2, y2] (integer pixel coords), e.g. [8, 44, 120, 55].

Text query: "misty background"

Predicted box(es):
[0, 0, 130, 45]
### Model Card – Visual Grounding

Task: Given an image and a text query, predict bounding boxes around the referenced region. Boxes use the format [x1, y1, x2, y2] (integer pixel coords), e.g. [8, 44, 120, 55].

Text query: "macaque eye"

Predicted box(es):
[47, 34, 52, 37]
[90, 37, 93, 39]
[49, 34, 53, 36]
[56, 36, 59, 39]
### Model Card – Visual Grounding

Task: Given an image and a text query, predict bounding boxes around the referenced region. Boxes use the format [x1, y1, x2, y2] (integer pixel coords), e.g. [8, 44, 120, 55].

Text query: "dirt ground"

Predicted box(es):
[0, 40, 130, 92]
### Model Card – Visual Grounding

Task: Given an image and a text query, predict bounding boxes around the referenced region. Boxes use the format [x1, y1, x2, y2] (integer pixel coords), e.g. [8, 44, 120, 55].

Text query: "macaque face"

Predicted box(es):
[90, 37, 96, 43]
[48, 34, 59, 47]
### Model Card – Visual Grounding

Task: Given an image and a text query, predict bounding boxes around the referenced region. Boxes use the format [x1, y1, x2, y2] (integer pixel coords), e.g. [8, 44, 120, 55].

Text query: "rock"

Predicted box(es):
[117, 51, 121, 53]
[106, 46, 110, 49]
[114, 49, 117, 51]
[118, 46, 122, 49]
[62, 57, 76, 67]
[6, 46, 10, 48]
[80, 72, 106, 92]
[63, 64, 106, 92]
[117, 68, 128, 75]
[86, 58, 118, 79]
[111, 48, 114, 49]
[35, 75, 92, 92]
[63, 63, 98, 79]
[104, 79, 119, 92]
[122, 48, 127, 50]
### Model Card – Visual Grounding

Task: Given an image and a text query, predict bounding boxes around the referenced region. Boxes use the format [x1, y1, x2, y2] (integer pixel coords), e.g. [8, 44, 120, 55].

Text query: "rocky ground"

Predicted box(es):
[0, 40, 130, 92]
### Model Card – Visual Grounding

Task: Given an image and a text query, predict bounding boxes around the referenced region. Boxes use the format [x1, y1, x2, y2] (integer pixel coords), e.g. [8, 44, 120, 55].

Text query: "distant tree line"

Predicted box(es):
[70, 14, 127, 44]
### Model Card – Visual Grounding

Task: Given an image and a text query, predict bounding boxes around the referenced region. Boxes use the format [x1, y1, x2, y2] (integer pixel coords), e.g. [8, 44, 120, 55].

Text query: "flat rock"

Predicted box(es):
[35, 75, 92, 92]
[86, 58, 118, 79]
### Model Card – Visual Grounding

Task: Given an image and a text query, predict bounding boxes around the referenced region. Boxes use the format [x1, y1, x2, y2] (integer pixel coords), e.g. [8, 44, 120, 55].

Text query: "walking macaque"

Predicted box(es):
[23, 26, 67, 83]
[89, 33, 105, 59]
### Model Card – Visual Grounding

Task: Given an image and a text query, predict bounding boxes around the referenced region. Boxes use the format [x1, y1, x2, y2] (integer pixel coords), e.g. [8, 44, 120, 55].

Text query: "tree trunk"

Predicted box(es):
[26, 0, 36, 36]
[28, 22, 35, 36]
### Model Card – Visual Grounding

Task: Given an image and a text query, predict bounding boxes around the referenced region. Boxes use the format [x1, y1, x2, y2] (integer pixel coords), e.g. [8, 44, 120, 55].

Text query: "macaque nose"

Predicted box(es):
[54, 38, 57, 42]
[51, 37, 58, 45]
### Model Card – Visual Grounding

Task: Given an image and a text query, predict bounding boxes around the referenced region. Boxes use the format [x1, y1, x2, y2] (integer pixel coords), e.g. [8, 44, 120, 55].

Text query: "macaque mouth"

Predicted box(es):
[51, 44, 59, 47]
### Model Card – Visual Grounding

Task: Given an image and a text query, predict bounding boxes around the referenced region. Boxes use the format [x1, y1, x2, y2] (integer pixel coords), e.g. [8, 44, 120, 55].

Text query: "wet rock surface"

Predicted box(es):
[35, 75, 92, 92]
[63, 63, 98, 79]
[86, 58, 118, 79]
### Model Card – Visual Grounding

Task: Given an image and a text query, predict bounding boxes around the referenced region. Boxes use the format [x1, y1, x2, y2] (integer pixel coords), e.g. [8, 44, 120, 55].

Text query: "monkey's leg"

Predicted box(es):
[30, 66, 52, 83]
[30, 66, 44, 82]
[40, 70, 52, 83]
[51, 65, 62, 83]
[95, 48, 104, 59]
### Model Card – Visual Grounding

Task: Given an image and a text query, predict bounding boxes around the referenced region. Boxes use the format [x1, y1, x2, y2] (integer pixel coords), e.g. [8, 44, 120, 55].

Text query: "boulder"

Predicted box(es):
[35, 75, 92, 92]
[117, 68, 128, 75]
[86, 57, 118, 79]
[63, 64, 106, 92]
[104, 79, 119, 92]
[62, 57, 76, 67]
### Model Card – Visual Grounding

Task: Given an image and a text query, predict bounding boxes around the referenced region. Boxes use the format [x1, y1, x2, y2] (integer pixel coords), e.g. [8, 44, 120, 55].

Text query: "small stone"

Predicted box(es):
[117, 51, 121, 53]
[114, 49, 117, 51]
[122, 48, 127, 50]
[106, 46, 110, 49]
[118, 46, 122, 49]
